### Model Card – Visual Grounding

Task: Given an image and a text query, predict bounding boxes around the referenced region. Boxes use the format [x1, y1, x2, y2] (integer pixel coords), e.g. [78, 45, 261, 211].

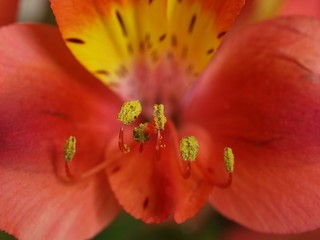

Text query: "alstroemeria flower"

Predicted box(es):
[0, 0, 18, 25]
[1, 0, 320, 239]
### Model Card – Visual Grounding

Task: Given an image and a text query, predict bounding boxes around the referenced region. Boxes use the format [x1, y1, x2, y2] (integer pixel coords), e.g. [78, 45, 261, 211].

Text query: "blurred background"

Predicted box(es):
[1, 0, 320, 239]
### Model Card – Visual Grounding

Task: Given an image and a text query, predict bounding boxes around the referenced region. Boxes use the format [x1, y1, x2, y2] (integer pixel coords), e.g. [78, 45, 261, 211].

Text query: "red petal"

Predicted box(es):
[0, 24, 121, 239]
[182, 17, 320, 233]
[281, 0, 320, 19]
[0, 0, 18, 25]
[105, 120, 213, 223]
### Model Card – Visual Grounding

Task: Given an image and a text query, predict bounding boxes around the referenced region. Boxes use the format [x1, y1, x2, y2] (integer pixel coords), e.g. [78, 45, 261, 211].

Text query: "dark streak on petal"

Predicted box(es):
[188, 14, 197, 34]
[151, 50, 159, 62]
[149, 0, 153, 4]
[39, 110, 67, 119]
[139, 41, 145, 52]
[66, 38, 85, 44]
[206, 48, 214, 55]
[111, 166, 121, 174]
[171, 35, 178, 48]
[181, 46, 188, 59]
[159, 34, 167, 42]
[217, 31, 227, 39]
[127, 43, 133, 55]
[115, 10, 127, 36]
[116, 65, 129, 78]
[143, 197, 149, 209]
[95, 70, 110, 75]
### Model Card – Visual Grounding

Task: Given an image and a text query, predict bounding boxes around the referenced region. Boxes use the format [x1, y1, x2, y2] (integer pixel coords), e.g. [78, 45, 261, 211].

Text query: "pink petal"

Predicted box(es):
[182, 17, 320, 233]
[0, 0, 18, 25]
[281, 0, 320, 19]
[0, 24, 121, 239]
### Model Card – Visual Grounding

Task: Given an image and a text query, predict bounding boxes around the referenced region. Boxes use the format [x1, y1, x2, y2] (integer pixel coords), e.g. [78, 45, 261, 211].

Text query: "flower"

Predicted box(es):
[1, 0, 320, 239]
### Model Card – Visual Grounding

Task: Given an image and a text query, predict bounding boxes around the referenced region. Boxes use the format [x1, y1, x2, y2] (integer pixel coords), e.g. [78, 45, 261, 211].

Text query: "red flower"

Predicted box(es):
[1, 0, 320, 239]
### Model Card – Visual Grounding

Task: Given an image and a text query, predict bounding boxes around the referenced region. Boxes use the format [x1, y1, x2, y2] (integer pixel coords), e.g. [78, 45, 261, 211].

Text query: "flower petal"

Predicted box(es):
[50, 0, 244, 98]
[0, 24, 121, 239]
[105, 120, 213, 223]
[281, 0, 320, 19]
[0, 0, 18, 25]
[182, 17, 320, 233]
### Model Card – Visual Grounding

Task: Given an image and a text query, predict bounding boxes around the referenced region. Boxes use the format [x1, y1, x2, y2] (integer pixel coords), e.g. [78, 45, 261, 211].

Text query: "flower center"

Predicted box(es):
[62, 100, 234, 187]
[60, 1, 235, 117]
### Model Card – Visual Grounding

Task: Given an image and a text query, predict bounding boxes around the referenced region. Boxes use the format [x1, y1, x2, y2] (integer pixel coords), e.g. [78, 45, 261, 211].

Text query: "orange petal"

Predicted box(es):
[51, 0, 244, 97]
[105, 120, 213, 223]
[281, 0, 320, 18]
[0, 24, 121, 239]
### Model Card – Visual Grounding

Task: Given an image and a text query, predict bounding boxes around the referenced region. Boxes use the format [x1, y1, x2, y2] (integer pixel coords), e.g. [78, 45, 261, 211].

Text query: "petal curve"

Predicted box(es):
[182, 17, 320, 233]
[0, 24, 121, 239]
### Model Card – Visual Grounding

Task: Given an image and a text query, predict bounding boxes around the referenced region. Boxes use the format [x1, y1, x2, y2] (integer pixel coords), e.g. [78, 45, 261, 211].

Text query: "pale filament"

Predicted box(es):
[65, 141, 138, 181]
[118, 124, 130, 153]
[196, 163, 233, 189]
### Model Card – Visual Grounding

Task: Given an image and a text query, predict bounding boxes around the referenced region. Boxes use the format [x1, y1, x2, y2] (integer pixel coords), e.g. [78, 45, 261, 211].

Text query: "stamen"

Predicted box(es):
[118, 100, 142, 153]
[153, 104, 167, 160]
[64, 136, 76, 162]
[153, 104, 167, 130]
[118, 100, 142, 125]
[63, 136, 76, 180]
[63, 142, 125, 181]
[178, 136, 199, 179]
[196, 147, 234, 188]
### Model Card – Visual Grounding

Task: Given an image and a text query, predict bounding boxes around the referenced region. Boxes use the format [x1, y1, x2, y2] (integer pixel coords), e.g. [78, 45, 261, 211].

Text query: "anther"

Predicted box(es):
[64, 136, 76, 162]
[133, 123, 150, 152]
[153, 104, 167, 160]
[62, 136, 125, 181]
[118, 100, 142, 153]
[214, 147, 234, 188]
[64, 136, 76, 179]
[179, 136, 199, 179]
[224, 147, 234, 173]
[118, 100, 142, 125]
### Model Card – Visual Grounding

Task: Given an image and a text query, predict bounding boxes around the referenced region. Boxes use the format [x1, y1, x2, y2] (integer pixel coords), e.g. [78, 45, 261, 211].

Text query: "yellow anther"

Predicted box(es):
[179, 136, 199, 162]
[153, 104, 167, 130]
[64, 136, 76, 162]
[118, 100, 142, 125]
[133, 123, 150, 143]
[224, 147, 234, 173]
